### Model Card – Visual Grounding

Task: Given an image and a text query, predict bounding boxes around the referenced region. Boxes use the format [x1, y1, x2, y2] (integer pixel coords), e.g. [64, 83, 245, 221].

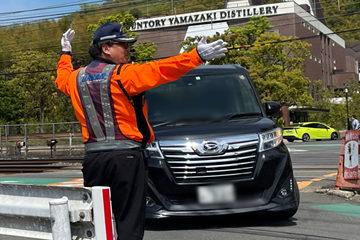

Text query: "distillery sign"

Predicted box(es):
[131, 4, 282, 31]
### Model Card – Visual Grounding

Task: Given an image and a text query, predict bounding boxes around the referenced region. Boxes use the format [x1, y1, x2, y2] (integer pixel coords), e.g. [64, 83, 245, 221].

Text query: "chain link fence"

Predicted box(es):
[0, 122, 85, 158]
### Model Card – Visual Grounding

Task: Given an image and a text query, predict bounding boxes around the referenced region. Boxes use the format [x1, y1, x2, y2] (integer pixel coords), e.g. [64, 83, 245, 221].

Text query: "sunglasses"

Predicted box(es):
[113, 42, 129, 48]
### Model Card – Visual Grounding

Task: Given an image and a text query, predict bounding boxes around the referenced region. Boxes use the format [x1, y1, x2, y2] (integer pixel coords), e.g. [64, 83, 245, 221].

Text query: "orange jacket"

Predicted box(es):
[55, 48, 203, 144]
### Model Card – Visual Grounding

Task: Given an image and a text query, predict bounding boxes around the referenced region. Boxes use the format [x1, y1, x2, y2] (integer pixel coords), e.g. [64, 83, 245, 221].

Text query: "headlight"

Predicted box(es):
[147, 141, 164, 159]
[259, 127, 283, 152]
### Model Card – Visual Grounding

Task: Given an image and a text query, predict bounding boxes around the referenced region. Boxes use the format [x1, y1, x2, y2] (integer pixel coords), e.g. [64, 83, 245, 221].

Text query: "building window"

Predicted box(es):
[314, 57, 317, 61]
[333, 59, 336, 64]
[312, 27, 315, 33]
[302, 21, 306, 27]
[317, 31, 320, 35]
[318, 59, 321, 64]
[269, 29, 279, 34]
[307, 25, 311, 30]
[334, 66, 337, 70]
[309, 55, 312, 59]
[355, 59, 359, 74]
[332, 42, 335, 47]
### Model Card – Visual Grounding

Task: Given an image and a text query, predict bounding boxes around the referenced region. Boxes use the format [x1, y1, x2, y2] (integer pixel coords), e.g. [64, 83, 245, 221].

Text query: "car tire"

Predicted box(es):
[331, 132, 338, 140]
[302, 133, 310, 142]
[287, 139, 294, 142]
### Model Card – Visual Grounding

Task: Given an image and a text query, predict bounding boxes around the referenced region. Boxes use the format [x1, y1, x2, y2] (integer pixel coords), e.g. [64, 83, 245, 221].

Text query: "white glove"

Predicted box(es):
[61, 28, 75, 52]
[196, 36, 227, 61]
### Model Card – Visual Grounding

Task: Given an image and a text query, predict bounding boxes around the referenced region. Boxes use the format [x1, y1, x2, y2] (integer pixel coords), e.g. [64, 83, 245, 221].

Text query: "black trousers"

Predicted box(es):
[82, 149, 148, 240]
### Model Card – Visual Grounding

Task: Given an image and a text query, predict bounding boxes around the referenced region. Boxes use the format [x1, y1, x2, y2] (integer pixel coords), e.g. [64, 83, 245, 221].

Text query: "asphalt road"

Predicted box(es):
[285, 139, 342, 186]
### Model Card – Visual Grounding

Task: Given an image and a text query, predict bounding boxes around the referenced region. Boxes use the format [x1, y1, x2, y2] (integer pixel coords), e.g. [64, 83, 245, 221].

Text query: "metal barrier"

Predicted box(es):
[0, 184, 114, 240]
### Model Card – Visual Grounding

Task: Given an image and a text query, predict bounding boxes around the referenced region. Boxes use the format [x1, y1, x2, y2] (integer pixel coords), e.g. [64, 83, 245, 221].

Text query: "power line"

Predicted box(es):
[0, 0, 356, 64]
[0, 6, 357, 57]
[1, 26, 360, 76]
[0, 0, 355, 50]
[0, 0, 96, 15]
[0, 0, 346, 25]
[0, 2, 355, 51]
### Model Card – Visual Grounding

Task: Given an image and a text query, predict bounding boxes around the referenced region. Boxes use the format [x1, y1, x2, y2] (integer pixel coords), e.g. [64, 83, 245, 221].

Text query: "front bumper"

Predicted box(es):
[146, 196, 298, 218]
[146, 144, 299, 219]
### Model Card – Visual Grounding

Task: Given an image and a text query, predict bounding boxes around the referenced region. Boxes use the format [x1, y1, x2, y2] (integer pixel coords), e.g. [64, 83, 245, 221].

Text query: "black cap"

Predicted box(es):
[92, 22, 137, 44]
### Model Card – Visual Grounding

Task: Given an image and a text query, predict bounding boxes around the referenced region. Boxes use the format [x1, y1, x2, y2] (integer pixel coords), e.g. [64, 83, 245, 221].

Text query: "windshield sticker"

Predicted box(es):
[239, 75, 246, 80]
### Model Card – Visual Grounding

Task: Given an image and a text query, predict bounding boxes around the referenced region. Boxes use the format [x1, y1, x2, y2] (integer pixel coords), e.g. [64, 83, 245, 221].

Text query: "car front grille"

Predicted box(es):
[159, 134, 259, 184]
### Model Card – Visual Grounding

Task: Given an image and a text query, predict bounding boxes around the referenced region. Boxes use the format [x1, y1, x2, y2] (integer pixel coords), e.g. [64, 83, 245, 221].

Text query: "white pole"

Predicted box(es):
[92, 186, 114, 240]
[69, 133, 72, 155]
[49, 197, 71, 240]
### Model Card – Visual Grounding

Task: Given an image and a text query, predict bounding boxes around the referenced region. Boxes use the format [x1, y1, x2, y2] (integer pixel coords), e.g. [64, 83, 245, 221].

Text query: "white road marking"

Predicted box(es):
[288, 148, 308, 152]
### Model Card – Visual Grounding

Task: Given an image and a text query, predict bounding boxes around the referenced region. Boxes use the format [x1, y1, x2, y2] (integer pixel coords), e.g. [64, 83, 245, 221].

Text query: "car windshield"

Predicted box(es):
[145, 72, 262, 126]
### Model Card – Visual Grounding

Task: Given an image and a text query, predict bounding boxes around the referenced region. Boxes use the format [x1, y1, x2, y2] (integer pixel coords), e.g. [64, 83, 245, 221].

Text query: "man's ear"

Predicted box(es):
[102, 44, 111, 55]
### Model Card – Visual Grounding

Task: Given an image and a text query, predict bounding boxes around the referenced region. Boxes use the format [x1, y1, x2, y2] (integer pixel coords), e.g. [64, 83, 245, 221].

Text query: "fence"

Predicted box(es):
[0, 122, 85, 158]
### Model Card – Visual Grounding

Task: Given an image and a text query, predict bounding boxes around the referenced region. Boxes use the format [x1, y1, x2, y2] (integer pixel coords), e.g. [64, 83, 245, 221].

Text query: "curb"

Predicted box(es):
[316, 188, 360, 201]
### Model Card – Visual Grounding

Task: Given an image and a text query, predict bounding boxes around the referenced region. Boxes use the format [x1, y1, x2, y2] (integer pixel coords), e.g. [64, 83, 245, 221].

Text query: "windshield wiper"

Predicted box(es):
[210, 112, 262, 123]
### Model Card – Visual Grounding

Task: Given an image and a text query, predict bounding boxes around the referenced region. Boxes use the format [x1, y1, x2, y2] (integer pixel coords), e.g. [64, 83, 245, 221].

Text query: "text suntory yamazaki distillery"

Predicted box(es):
[131, 5, 280, 31]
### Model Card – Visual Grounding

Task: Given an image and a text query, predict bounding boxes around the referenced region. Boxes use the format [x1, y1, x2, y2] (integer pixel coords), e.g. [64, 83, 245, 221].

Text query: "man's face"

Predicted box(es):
[103, 41, 130, 64]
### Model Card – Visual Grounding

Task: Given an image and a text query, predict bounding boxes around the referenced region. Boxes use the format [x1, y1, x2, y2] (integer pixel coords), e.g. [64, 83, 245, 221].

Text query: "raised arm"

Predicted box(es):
[117, 36, 228, 95]
[55, 29, 76, 95]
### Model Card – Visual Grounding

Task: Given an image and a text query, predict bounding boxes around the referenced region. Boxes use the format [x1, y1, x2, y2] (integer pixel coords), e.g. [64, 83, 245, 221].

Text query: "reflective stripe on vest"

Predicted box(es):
[77, 65, 142, 151]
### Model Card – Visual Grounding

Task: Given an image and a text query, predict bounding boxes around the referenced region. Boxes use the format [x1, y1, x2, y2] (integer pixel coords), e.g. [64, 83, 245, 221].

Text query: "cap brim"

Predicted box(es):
[114, 37, 137, 43]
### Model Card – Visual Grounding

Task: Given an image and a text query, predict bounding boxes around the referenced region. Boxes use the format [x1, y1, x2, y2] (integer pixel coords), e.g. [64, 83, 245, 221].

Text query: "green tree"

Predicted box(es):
[245, 34, 312, 107]
[180, 16, 313, 108]
[309, 77, 360, 131]
[133, 41, 157, 62]
[9, 51, 60, 124]
[129, 8, 143, 19]
[0, 77, 24, 123]
[320, 0, 360, 46]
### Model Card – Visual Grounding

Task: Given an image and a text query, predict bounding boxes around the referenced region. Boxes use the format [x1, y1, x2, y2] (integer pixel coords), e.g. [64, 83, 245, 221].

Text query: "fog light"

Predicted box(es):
[279, 188, 289, 197]
[146, 196, 156, 207]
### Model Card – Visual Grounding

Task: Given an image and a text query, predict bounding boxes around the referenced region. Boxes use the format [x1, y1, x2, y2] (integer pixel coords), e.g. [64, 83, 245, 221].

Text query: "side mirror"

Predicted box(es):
[265, 101, 281, 117]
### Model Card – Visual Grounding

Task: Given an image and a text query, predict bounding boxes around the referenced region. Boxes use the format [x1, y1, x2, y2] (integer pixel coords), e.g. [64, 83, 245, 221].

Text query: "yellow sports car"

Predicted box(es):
[283, 122, 340, 142]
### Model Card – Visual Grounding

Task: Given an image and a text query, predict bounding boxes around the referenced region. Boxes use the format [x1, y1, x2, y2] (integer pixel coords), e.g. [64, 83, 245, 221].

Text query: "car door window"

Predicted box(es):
[303, 124, 316, 128]
[314, 124, 329, 138]
[316, 124, 327, 129]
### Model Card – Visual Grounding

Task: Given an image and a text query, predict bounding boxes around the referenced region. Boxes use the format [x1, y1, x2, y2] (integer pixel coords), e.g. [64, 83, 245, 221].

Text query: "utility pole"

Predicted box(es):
[338, 0, 340, 11]
[345, 88, 350, 130]
[171, 0, 174, 15]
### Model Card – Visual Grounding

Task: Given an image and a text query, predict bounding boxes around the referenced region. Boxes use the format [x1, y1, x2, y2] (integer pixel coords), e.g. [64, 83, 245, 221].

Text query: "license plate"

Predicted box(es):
[197, 184, 235, 205]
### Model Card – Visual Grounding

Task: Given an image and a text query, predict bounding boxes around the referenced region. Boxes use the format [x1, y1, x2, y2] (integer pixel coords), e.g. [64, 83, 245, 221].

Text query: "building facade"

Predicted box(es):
[133, 0, 359, 90]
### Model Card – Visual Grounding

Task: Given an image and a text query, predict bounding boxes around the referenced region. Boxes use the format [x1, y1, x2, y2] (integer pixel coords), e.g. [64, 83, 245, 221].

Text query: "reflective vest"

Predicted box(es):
[77, 63, 149, 152]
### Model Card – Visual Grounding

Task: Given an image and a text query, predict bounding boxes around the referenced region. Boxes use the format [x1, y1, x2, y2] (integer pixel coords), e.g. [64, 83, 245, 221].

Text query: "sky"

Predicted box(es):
[0, 0, 97, 25]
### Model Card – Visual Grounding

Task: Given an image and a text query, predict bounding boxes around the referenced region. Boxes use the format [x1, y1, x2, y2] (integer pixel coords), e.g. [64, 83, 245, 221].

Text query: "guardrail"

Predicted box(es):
[0, 184, 115, 240]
